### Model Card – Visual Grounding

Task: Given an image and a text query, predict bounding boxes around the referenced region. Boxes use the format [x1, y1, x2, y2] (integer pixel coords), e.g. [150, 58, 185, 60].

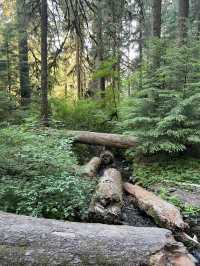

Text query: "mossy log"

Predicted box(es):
[124, 183, 188, 231]
[68, 130, 138, 148]
[81, 157, 102, 178]
[81, 151, 114, 178]
[89, 168, 123, 223]
[0, 212, 195, 266]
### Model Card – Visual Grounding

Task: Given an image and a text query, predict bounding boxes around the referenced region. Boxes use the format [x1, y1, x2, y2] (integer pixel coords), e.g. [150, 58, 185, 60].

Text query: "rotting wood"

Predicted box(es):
[0, 211, 196, 266]
[124, 183, 188, 231]
[89, 168, 123, 223]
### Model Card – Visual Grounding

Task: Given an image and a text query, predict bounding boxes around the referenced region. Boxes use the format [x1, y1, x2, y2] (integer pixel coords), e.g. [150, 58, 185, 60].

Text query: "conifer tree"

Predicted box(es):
[16, 0, 31, 105]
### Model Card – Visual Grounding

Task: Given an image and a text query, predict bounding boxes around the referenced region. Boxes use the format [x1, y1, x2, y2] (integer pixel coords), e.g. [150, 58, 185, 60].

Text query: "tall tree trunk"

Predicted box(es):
[152, 0, 162, 38]
[152, 0, 162, 68]
[5, 41, 12, 93]
[88, 0, 105, 97]
[96, 0, 105, 94]
[190, 0, 200, 40]
[41, 0, 49, 126]
[138, 0, 144, 90]
[76, 33, 82, 99]
[178, 0, 189, 43]
[16, 0, 31, 105]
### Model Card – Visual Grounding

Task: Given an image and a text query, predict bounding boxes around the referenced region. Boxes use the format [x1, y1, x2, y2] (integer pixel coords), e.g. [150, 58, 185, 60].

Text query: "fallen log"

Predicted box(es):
[0, 212, 195, 266]
[67, 130, 138, 148]
[80, 156, 102, 178]
[124, 183, 188, 231]
[89, 168, 123, 223]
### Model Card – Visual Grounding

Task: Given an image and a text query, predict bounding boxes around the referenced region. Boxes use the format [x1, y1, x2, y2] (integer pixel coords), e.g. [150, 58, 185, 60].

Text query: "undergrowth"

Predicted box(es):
[133, 157, 200, 216]
[0, 126, 96, 220]
[134, 157, 200, 187]
[50, 98, 115, 132]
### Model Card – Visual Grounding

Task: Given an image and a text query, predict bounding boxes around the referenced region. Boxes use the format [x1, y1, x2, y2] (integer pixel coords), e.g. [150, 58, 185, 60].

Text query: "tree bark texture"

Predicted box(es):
[41, 0, 49, 125]
[178, 0, 189, 42]
[152, 0, 162, 38]
[124, 183, 188, 231]
[76, 33, 82, 99]
[67, 130, 138, 149]
[152, 0, 162, 68]
[0, 211, 195, 266]
[81, 156, 102, 178]
[16, 0, 31, 105]
[89, 168, 123, 223]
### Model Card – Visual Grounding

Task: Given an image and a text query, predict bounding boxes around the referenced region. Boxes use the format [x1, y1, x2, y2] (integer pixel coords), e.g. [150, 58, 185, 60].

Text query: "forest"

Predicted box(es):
[0, 0, 200, 265]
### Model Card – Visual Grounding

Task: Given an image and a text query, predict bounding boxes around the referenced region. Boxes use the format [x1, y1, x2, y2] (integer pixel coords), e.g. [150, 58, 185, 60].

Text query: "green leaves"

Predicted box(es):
[134, 157, 200, 187]
[51, 98, 114, 132]
[0, 126, 96, 220]
[118, 39, 200, 156]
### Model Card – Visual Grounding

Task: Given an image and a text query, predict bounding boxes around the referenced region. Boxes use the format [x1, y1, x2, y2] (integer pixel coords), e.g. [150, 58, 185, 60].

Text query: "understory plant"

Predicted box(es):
[0, 126, 96, 220]
[133, 157, 200, 216]
[50, 98, 114, 132]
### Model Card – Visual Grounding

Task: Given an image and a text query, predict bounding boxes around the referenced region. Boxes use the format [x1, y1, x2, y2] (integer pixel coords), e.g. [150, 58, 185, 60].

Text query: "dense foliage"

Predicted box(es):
[0, 126, 95, 220]
[0, 91, 19, 124]
[51, 98, 114, 132]
[119, 39, 200, 155]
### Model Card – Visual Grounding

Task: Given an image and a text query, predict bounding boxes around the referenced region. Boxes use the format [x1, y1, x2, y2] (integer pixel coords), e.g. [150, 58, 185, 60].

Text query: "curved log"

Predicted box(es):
[67, 130, 138, 149]
[0, 212, 195, 266]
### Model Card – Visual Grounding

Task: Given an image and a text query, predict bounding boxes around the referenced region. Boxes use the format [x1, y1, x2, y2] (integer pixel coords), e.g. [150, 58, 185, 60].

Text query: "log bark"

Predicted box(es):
[80, 151, 114, 178]
[81, 156, 102, 178]
[89, 168, 123, 223]
[67, 130, 138, 149]
[0, 212, 195, 266]
[124, 183, 188, 231]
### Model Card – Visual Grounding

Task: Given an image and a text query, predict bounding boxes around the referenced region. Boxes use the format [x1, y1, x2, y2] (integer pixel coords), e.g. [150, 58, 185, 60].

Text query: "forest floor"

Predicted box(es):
[76, 143, 200, 229]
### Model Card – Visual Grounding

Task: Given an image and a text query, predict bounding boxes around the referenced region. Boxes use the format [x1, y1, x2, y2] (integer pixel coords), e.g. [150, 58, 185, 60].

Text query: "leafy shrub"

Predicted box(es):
[0, 91, 18, 124]
[119, 39, 200, 155]
[0, 126, 96, 220]
[51, 98, 114, 132]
